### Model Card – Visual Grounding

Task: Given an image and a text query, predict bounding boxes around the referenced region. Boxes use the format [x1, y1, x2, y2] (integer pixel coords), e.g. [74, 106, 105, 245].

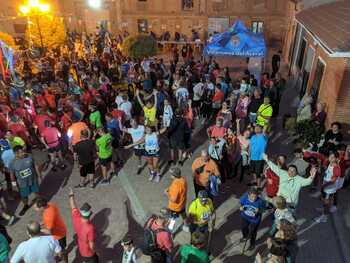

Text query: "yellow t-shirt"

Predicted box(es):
[143, 106, 157, 126]
[188, 198, 214, 225]
[256, 103, 273, 127]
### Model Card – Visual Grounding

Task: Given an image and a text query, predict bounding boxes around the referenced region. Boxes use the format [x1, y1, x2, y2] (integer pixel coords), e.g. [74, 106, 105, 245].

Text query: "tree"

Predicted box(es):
[0, 32, 17, 49]
[121, 34, 157, 59]
[25, 14, 66, 49]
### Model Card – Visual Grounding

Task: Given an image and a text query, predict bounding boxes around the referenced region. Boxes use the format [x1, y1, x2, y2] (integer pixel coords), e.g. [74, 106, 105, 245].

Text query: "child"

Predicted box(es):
[270, 196, 296, 236]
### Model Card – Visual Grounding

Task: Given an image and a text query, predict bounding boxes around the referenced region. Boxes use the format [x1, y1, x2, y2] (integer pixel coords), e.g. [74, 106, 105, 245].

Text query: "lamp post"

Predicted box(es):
[19, 0, 51, 51]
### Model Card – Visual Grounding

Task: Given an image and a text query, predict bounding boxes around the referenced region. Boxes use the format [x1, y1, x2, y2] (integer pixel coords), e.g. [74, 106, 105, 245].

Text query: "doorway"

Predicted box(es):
[311, 58, 326, 104]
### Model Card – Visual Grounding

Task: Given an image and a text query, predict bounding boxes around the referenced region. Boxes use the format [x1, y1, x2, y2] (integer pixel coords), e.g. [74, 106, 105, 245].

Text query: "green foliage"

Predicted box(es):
[295, 120, 323, 147]
[121, 34, 157, 59]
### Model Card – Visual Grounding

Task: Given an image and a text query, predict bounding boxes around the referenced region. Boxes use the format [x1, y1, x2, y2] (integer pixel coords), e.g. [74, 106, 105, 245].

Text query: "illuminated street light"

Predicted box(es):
[19, 0, 51, 51]
[88, 0, 102, 9]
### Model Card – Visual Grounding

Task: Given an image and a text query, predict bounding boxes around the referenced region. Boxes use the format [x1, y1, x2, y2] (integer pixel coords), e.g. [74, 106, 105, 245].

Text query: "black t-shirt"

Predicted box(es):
[248, 97, 263, 113]
[74, 139, 96, 165]
[325, 130, 343, 144]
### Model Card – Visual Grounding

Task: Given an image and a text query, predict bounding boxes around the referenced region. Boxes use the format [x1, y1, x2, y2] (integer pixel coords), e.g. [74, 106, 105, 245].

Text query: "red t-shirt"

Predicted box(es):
[36, 95, 48, 109]
[8, 123, 29, 143]
[72, 208, 96, 257]
[60, 113, 72, 133]
[34, 114, 53, 135]
[111, 109, 125, 122]
[212, 90, 224, 103]
[41, 127, 61, 148]
[265, 168, 280, 198]
[150, 220, 173, 253]
[209, 125, 227, 139]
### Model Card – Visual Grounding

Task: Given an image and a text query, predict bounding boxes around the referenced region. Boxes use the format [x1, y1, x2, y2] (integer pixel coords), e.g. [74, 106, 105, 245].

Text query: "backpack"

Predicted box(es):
[142, 216, 167, 256]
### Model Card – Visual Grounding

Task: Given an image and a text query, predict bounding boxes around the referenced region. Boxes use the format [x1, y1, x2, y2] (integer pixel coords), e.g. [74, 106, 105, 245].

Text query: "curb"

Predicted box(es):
[331, 212, 350, 263]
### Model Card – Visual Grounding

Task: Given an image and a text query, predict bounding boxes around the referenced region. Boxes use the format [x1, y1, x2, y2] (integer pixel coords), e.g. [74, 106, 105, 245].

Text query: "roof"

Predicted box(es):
[296, 0, 350, 54]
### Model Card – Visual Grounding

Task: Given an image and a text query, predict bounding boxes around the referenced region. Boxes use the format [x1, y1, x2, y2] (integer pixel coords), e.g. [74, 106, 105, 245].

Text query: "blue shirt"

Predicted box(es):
[1, 149, 15, 169]
[220, 81, 229, 96]
[107, 119, 120, 140]
[250, 134, 267, 161]
[240, 193, 265, 223]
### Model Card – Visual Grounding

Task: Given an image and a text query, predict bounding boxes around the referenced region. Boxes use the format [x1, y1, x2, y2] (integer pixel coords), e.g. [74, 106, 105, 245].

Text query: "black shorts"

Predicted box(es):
[145, 150, 160, 158]
[99, 156, 112, 167]
[250, 160, 265, 177]
[134, 148, 145, 157]
[321, 190, 335, 200]
[80, 253, 99, 263]
[80, 162, 95, 177]
[192, 100, 202, 108]
[169, 138, 185, 150]
[48, 144, 62, 153]
[58, 236, 67, 249]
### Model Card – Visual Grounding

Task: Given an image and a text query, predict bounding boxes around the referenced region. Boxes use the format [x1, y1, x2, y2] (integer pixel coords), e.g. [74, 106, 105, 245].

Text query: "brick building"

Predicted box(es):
[58, 0, 289, 47]
[283, 0, 350, 127]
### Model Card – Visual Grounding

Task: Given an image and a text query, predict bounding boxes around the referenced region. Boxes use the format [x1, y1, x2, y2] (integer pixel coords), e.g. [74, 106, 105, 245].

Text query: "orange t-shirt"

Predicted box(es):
[168, 177, 187, 212]
[192, 158, 220, 187]
[68, 121, 88, 145]
[42, 203, 67, 240]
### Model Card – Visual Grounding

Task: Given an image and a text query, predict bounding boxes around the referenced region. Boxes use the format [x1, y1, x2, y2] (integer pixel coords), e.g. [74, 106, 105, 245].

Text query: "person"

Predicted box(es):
[162, 99, 173, 128]
[322, 122, 343, 153]
[179, 231, 210, 263]
[69, 188, 98, 262]
[269, 196, 296, 236]
[256, 97, 273, 132]
[255, 237, 288, 263]
[136, 89, 158, 127]
[74, 129, 96, 188]
[144, 213, 173, 263]
[10, 146, 41, 216]
[123, 119, 145, 175]
[96, 127, 116, 185]
[164, 167, 187, 219]
[187, 190, 216, 234]
[315, 151, 341, 223]
[124, 126, 166, 183]
[0, 232, 10, 263]
[167, 109, 190, 166]
[191, 150, 220, 196]
[289, 148, 309, 177]
[11, 221, 62, 263]
[118, 94, 133, 124]
[263, 153, 316, 210]
[296, 96, 312, 123]
[40, 120, 66, 172]
[248, 88, 263, 124]
[208, 136, 226, 184]
[271, 51, 281, 79]
[33, 197, 68, 263]
[249, 125, 267, 188]
[121, 237, 137, 263]
[207, 118, 226, 140]
[274, 219, 299, 263]
[192, 79, 205, 119]
[89, 104, 102, 130]
[239, 188, 265, 251]
[67, 119, 89, 153]
[263, 155, 286, 204]
[312, 102, 327, 129]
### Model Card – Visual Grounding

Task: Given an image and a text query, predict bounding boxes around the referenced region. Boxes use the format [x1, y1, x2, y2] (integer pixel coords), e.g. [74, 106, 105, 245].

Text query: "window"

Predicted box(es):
[311, 58, 325, 103]
[252, 21, 264, 33]
[137, 19, 148, 33]
[182, 0, 194, 10]
[297, 38, 307, 70]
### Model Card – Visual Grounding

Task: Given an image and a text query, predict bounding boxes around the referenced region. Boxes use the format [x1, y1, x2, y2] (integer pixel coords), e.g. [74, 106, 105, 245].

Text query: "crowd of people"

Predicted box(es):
[0, 29, 348, 263]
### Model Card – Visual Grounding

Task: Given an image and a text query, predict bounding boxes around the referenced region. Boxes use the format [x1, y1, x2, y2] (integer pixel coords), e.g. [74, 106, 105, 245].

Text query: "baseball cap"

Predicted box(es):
[169, 167, 181, 178]
[198, 190, 209, 201]
[0, 139, 11, 151]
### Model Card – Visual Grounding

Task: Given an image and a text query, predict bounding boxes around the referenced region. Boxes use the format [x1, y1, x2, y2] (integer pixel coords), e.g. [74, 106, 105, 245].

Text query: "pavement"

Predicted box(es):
[5, 62, 350, 263]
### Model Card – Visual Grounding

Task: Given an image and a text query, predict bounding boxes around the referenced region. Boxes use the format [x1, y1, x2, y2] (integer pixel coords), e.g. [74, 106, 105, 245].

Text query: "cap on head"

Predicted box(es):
[198, 190, 208, 199]
[169, 167, 181, 178]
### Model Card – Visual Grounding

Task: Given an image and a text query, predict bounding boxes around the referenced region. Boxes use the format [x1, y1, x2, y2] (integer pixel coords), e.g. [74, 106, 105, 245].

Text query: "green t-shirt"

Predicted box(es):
[96, 133, 113, 159]
[0, 233, 9, 262]
[179, 244, 210, 263]
[89, 111, 102, 129]
[9, 137, 25, 148]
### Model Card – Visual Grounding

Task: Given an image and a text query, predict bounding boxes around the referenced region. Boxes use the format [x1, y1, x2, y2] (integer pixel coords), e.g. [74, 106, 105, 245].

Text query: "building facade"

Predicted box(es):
[283, 0, 350, 127]
[57, 0, 289, 47]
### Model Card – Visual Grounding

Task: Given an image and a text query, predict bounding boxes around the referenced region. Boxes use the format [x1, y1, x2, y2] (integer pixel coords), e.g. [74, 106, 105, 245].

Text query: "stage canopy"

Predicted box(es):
[204, 20, 266, 57]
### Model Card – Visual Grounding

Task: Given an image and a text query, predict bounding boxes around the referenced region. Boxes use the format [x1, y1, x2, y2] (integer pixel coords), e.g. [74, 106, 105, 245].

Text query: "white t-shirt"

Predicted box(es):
[119, 101, 132, 120]
[11, 235, 61, 263]
[115, 95, 123, 107]
[193, 83, 204, 101]
[127, 126, 145, 149]
[175, 87, 189, 103]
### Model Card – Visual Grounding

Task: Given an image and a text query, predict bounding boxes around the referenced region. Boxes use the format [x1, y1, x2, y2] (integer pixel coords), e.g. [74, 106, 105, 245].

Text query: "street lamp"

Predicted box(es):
[19, 0, 51, 51]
